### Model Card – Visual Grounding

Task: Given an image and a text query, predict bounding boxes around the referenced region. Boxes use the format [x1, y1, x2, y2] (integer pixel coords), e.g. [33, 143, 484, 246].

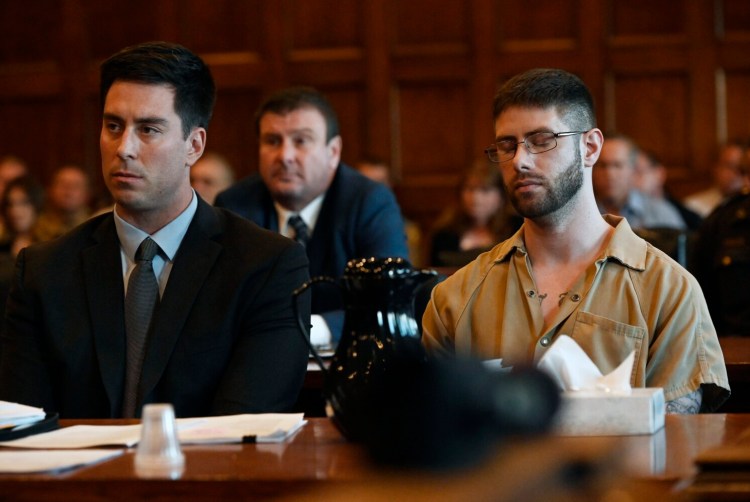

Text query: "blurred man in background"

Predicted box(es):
[35, 164, 92, 240]
[684, 140, 748, 217]
[593, 134, 686, 230]
[216, 87, 409, 348]
[190, 151, 235, 205]
[634, 148, 702, 230]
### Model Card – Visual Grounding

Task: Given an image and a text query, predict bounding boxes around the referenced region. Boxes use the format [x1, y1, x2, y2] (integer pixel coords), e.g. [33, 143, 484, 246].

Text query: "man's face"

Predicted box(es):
[633, 152, 665, 198]
[50, 167, 89, 214]
[593, 138, 634, 208]
[190, 158, 233, 205]
[714, 145, 745, 196]
[100, 81, 203, 225]
[258, 107, 341, 212]
[494, 106, 585, 220]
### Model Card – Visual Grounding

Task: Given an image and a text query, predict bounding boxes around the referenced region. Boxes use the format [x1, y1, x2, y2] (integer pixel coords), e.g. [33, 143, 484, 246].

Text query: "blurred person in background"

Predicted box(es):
[216, 87, 408, 348]
[35, 164, 92, 241]
[693, 147, 750, 336]
[0, 155, 29, 241]
[429, 158, 521, 267]
[354, 155, 423, 267]
[191, 151, 235, 205]
[684, 140, 748, 217]
[593, 133, 686, 230]
[0, 176, 44, 257]
[634, 148, 702, 230]
[0, 175, 44, 317]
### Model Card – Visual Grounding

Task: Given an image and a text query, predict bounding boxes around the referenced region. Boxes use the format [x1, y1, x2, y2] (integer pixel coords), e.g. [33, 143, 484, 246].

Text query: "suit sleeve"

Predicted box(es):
[0, 249, 56, 411]
[211, 240, 311, 414]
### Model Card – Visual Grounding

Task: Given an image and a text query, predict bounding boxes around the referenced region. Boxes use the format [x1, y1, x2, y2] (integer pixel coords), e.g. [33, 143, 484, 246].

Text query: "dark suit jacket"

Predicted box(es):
[0, 199, 311, 418]
[215, 164, 409, 340]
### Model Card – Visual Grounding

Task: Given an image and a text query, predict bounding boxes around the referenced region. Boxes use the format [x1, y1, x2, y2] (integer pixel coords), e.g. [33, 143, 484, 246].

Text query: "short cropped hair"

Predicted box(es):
[492, 68, 596, 131]
[100, 41, 216, 139]
[255, 86, 340, 142]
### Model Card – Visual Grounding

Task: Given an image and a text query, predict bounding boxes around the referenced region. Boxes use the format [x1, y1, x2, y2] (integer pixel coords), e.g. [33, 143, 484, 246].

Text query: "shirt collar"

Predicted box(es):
[113, 190, 198, 261]
[275, 193, 326, 238]
[490, 214, 647, 271]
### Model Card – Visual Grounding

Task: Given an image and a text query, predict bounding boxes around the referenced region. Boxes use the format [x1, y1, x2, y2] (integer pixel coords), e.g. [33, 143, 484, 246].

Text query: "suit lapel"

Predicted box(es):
[138, 201, 223, 402]
[82, 216, 127, 417]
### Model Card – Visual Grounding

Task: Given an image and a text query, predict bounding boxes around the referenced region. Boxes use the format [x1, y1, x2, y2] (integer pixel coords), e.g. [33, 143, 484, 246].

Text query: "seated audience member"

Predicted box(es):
[593, 133, 686, 230]
[216, 87, 408, 348]
[693, 147, 750, 336]
[0, 41, 311, 418]
[684, 140, 748, 217]
[0, 176, 44, 316]
[422, 68, 729, 414]
[354, 156, 423, 266]
[0, 155, 29, 240]
[0, 176, 44, 257]
[35, 164, 93, 241]
[634, 149, 702, 230]
[429, 158, 521, 267]
[190, 151, 235, 205]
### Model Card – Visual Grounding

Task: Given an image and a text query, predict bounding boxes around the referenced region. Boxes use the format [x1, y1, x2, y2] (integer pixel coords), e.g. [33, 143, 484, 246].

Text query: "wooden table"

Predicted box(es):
[0, 414, 748, 501]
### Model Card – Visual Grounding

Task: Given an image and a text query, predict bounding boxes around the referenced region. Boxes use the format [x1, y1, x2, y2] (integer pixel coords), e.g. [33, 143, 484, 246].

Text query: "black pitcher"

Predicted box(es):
[294, 256, 439, 441]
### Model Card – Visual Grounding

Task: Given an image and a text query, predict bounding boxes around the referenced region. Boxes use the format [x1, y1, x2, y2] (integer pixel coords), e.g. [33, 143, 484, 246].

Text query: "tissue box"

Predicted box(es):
[553, 388, 665, 436]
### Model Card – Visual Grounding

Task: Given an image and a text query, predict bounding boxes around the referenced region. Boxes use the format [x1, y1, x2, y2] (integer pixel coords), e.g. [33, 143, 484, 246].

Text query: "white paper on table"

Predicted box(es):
[0, 413, 306, 449]
[537, 335, 634, 394]
[0, 425, 141, 449]
[0, 449, 124, 473]
[176, 413, 306, 444]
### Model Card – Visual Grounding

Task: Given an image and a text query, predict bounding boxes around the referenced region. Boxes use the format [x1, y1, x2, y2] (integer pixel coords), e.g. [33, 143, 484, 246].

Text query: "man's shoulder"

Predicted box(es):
[320, 164, 401, 225]
[330, 164, 394, 200]
[214, 174, 267, 206]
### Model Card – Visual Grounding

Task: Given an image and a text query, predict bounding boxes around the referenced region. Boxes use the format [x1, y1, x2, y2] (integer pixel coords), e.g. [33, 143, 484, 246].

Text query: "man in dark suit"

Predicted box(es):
[0, 42, 311, 419]
[216, 87, 408, 347]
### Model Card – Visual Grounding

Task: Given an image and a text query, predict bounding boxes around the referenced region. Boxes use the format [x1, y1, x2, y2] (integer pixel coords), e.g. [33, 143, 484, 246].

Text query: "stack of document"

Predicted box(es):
[0, 401, 45, 429]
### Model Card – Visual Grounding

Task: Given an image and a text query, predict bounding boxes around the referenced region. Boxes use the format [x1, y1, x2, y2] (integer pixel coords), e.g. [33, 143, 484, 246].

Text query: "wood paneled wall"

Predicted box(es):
[1, 0, 750, 228]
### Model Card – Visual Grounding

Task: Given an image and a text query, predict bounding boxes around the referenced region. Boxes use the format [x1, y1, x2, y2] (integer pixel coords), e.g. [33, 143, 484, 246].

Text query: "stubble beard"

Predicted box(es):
[507, 148, 584, 220]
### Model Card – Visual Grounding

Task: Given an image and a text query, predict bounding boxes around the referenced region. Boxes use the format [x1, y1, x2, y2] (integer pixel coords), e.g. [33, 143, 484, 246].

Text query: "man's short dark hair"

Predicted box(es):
[492, 68, 596, 131]
[100, 41, 216, 139]
[255, 86, 340, 142]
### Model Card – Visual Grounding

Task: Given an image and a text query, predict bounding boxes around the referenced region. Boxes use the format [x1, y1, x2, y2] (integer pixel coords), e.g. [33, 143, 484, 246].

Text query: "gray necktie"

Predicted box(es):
[288, 215, 309, 248]
[122, 237, 160, 418]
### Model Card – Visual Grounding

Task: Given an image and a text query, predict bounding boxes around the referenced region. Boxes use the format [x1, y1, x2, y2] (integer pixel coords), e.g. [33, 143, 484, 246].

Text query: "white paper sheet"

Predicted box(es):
[0, 425, 141, 449]
[0, 413, 306, 449]
[0, 449, 123, 473]
[176, 413, 306, 444]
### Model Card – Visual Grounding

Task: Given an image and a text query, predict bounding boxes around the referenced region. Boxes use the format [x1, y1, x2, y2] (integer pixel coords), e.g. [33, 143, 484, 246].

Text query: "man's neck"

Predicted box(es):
[115, 189, 194, 235]
[523, 198, 613, 267]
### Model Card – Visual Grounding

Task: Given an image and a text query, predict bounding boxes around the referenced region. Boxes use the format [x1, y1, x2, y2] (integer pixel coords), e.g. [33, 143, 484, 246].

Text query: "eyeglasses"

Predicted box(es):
[484, 130, 589, 163]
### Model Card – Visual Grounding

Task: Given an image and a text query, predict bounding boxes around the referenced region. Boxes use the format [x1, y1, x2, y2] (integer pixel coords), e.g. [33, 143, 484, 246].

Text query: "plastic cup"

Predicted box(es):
[134, 403, 185, 479]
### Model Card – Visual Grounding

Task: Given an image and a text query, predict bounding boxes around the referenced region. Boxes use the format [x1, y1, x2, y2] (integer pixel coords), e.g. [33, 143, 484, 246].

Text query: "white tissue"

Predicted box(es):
[537, 335, 633, 395]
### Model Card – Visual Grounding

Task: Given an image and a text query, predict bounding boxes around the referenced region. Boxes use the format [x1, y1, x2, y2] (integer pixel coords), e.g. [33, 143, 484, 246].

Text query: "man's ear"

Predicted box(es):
[327, 135, 342, 170]
[187, 128, 207, 166]
[583, 128, 604, 168]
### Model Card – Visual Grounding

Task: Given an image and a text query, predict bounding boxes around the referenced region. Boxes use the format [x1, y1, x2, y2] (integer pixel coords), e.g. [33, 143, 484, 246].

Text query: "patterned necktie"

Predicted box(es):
[288, 215, 309, 248]
[122, 237, 161, 418]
